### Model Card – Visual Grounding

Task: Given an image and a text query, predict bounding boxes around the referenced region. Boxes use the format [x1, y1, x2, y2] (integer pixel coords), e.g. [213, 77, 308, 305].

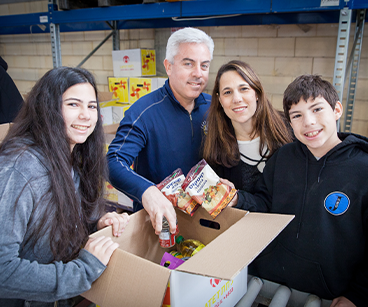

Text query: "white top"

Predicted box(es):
[237, 137, 268, 172]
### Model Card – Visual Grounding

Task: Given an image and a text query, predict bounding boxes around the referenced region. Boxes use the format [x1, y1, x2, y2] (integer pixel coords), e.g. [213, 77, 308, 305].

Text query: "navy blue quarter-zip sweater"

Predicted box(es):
[107, 79, 210, 211]
[236, 133, 368, 307]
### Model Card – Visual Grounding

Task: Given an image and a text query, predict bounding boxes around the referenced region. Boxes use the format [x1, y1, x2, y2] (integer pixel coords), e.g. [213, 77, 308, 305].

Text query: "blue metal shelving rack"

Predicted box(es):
[0, 0, 366, 131]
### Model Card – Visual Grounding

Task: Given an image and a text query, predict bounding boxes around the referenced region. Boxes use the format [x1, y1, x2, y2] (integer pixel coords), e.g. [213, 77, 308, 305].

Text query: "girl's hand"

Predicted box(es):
[84, 236, 119, 266]
[97, 212, 130, 237]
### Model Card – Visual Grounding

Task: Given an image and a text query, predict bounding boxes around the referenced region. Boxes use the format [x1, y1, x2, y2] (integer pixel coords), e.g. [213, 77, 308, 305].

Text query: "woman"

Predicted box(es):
[0, 67, 129, 306]
[203, 60, 293, 193]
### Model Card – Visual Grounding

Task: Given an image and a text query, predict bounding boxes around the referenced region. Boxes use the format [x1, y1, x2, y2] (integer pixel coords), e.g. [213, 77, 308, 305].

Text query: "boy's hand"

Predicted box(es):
[330, 296, 356, 307]
[97, 212, 130, 237]
[84, 236, 119, 266]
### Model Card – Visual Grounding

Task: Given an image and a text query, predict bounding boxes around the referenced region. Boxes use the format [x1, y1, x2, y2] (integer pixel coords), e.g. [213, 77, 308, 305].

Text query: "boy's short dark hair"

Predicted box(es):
[283, 74, 340, 122]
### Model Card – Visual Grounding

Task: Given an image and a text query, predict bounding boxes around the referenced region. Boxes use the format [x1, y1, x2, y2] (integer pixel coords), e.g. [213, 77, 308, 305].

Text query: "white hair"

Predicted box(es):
[165, 27, 214, 63]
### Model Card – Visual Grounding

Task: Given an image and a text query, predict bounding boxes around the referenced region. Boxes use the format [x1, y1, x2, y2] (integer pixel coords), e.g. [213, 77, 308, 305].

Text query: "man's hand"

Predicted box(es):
[142, 185, 177, 235]
[97, 211, 130, 237]
[330, 296, 356, 307]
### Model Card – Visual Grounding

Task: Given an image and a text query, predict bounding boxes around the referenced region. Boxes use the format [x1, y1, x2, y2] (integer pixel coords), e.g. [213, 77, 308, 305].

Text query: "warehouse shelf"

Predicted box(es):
[0, 0, 367, 35]
[0, 0, 366, 132]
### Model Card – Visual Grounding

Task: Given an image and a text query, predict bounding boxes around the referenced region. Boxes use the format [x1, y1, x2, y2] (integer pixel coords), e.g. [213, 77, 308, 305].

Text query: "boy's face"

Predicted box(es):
[289, 95, 343, 158]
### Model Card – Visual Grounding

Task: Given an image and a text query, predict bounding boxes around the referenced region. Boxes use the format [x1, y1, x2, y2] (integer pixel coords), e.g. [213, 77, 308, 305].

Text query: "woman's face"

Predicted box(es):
[218, 70, 258, 137]
[62, 83, 98, 152]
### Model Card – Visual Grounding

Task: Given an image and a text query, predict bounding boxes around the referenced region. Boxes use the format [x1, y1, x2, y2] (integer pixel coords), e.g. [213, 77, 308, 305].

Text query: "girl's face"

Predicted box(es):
[62, 83, 98, 152]
[218, 70, 258, 138]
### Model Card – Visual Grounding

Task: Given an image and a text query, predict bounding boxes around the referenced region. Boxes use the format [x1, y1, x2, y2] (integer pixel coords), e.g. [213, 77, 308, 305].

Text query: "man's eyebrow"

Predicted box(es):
[181, 58, 194, 62]
[181, 58, 210, 64]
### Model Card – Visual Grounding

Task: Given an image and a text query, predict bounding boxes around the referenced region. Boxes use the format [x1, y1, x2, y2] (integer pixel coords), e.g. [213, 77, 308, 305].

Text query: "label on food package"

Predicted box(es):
[182, 159, 237, 219]
[158, 168, 200, 216]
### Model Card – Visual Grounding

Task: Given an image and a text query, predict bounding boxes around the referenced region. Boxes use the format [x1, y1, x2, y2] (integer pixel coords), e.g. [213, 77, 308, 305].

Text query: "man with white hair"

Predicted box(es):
[107, 27, 214, 234]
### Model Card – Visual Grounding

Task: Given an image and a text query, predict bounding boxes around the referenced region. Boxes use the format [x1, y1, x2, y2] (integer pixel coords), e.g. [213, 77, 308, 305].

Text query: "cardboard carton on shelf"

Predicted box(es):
[99, 92, 130, 126]
[103, 133, 134, 211]
[103, 123, 120, 135]
[108, 77, 129, 103]
[112, 48, 156, 77]
[129, 77, 166, 103]
[82, 206, 294, 307]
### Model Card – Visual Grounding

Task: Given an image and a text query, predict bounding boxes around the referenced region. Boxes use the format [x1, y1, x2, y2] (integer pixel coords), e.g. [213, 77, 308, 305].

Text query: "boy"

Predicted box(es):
[233, 75, 368, 307]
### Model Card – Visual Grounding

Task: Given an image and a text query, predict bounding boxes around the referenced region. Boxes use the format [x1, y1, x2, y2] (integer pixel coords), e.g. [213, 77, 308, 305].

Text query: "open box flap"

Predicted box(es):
[83, 248, 171, 307]
[83, 210, 172, 307]
[177, 210, 294, 280]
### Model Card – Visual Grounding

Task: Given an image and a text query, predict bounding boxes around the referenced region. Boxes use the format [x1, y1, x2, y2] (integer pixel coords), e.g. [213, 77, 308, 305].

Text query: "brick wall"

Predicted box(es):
[1, 1, 367, 135]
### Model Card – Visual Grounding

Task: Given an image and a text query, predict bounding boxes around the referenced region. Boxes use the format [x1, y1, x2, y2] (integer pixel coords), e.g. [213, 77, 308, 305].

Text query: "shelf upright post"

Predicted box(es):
[49, 0, 62, 68]
[332, 7, 352, 130]
[112, 20, 120, 51]
[343, 9, 366, 132]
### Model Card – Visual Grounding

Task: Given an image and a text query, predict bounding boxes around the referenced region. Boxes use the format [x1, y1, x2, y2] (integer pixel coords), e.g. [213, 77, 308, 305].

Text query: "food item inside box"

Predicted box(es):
[176, 235, 205, 258]
[157, 168, 200, 216]
[160, 252, 185, 270]
[182, 159, 237, 219]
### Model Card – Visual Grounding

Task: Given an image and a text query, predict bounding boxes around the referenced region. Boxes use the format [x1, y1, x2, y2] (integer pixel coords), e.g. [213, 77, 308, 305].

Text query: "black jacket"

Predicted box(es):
[236, 133, 368, 306]
[0, 56, 23, 124]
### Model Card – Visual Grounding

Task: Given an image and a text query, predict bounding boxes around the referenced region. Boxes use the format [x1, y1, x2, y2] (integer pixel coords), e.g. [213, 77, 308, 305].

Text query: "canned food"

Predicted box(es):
[159, 216, 179, 248]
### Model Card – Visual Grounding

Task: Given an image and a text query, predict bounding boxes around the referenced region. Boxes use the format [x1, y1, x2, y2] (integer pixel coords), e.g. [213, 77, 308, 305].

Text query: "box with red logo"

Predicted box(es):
[129, 77, 166, 103]
[82, 207, 293, 307]
[108, 77, 129, 103]
[112, 48, 156, 77]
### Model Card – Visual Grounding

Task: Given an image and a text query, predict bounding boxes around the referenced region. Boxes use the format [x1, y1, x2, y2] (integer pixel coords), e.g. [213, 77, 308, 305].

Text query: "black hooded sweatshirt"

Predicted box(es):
[236, 133, 368, 307]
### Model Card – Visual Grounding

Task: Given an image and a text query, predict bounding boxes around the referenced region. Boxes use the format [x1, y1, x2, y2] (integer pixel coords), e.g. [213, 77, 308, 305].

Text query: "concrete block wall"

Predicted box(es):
[0, 1, 367, 136]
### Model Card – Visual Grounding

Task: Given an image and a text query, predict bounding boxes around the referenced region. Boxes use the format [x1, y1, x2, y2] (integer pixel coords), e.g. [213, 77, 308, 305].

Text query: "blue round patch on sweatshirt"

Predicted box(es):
[324, 192, 350, 215]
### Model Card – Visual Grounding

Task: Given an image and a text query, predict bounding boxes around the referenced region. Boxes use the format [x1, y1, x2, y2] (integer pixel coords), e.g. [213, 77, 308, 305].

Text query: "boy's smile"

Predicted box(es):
[289, 95, 343, 158]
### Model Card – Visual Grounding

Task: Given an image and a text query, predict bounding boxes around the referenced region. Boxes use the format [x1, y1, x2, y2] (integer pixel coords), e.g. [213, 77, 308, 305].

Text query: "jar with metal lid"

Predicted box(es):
[159, 216, 179, 248]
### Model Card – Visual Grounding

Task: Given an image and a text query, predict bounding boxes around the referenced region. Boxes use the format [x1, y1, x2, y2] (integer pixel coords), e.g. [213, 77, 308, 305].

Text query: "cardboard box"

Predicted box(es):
[82, 207, 293, 307]
[104, 181, 134, 211]
[129, 77, 166, 103]
[103, 133, 134, 211]
[108, 77, 129, 103]
[99, 93, 130, 126]
[112, 48, 156, 77]
[0, 123, 10, 142]
[103, 123, 119, 134]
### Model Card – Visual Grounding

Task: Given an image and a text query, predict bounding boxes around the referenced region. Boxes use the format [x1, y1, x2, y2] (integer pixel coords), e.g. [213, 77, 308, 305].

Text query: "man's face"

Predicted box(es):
[164, 42, 211, 107]
[289, 95, 343, 158]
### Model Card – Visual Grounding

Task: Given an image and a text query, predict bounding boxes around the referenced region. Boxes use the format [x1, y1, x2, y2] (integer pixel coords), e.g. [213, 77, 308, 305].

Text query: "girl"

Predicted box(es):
[0, 66, 129, 306]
